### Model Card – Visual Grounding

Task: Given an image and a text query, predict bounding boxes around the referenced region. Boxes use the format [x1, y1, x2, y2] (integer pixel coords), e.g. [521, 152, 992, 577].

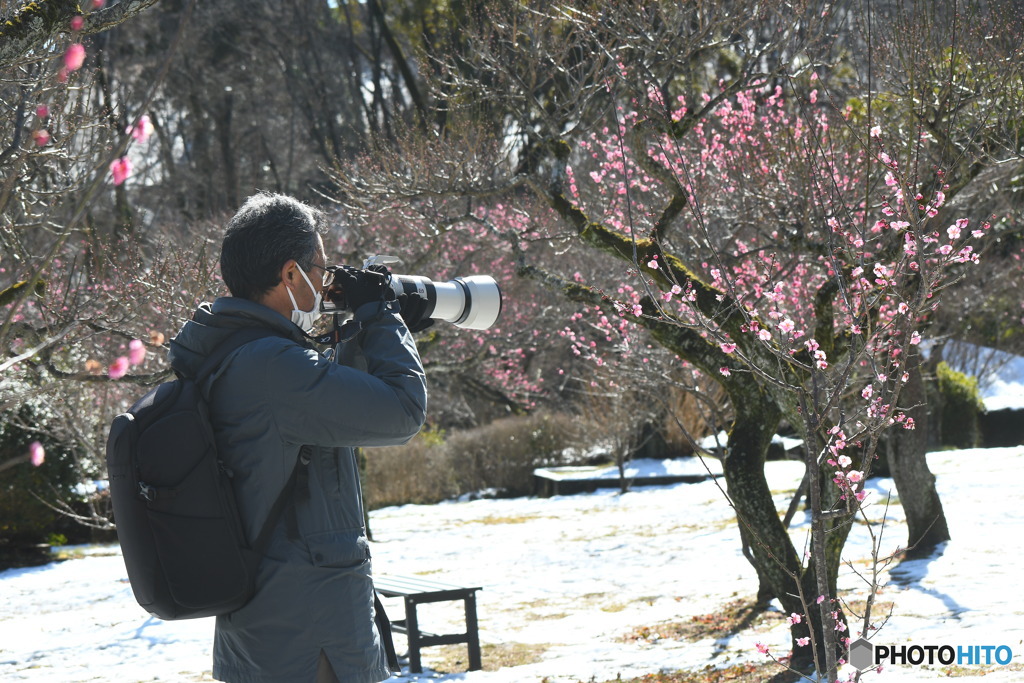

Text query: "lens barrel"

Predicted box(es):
[390, 275, 502, 330]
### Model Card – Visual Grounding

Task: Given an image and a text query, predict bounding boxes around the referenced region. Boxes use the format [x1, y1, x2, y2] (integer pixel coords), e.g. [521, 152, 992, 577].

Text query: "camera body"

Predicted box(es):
[321, 257, 502, 330]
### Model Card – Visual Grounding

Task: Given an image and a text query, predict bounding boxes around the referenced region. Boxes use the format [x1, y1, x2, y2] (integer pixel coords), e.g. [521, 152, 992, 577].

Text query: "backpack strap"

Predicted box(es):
[193, 326, 310, 554]
[253, 446, 308, 554]
[284, 445, 314, 542]
[194, 326, 287, 385]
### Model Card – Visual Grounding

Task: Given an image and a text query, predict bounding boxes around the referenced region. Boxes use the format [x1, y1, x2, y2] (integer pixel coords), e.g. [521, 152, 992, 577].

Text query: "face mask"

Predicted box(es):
[286, 264, 323, 332]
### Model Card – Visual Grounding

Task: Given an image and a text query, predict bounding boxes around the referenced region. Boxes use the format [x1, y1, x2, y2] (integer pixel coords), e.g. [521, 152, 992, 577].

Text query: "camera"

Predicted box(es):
[321, 256, 503, 330]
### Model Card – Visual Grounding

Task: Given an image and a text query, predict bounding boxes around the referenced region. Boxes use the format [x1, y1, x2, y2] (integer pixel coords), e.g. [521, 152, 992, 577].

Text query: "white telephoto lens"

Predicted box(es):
[391, 275, 502, 330]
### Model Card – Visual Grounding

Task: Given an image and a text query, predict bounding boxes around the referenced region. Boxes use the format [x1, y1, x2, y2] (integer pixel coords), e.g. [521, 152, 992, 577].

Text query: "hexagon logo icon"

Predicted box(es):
[849, 637, 874, 670]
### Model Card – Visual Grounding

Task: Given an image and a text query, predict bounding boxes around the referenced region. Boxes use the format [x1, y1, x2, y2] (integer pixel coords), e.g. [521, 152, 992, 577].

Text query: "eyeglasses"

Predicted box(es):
[307, 263, 335, 289]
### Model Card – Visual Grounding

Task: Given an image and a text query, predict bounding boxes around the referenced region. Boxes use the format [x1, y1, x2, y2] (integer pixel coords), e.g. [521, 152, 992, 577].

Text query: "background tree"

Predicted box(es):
[328, 1, 1024, 677]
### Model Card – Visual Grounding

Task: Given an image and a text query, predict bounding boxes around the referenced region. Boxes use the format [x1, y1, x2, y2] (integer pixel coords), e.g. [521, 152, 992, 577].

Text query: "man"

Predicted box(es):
[168, 192, 428, 682]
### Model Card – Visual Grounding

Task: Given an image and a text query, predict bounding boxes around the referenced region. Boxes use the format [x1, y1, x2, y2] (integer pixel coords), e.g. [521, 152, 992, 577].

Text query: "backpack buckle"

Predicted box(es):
[138, 482, 156, 502]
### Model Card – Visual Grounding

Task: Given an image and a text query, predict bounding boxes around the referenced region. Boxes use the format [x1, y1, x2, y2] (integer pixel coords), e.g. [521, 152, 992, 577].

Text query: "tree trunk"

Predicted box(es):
[722, 380, 854, 677]
[721, 388, 819, 666]
[888, 352, 951, 559]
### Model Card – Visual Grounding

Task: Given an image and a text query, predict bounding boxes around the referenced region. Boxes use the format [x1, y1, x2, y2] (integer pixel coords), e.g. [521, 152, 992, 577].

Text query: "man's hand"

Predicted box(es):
[396, 292, 434, 333]
[333, 266, 390, 311]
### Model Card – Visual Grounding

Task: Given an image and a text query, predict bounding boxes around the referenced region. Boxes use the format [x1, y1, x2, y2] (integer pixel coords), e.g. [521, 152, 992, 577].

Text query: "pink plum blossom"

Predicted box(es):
[29, 441, 45, 467]
[36, 104, 49, 119]
[108, 356, 130, 379]
[64, 43, 86, 71]
[128, 339, 146, 365]
[71, 15, 85, 31]
[721, 343, 737, 354]
[32, 129, 50, 146]
[797, 637, 811, 647]
[128, 115, 154, 143]
[110, 157, 133, 186]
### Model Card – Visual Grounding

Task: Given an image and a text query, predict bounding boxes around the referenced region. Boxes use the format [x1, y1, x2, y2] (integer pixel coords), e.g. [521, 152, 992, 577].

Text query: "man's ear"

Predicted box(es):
[279, 259, 299, 289]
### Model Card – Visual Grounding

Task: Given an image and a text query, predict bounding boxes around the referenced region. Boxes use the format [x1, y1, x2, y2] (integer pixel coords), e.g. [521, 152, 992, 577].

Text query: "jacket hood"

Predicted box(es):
[168, 297, 311, 378]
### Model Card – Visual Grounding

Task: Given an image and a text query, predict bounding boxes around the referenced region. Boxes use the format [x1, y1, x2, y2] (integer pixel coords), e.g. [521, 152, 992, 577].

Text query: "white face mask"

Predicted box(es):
[286, 264, 323, 332]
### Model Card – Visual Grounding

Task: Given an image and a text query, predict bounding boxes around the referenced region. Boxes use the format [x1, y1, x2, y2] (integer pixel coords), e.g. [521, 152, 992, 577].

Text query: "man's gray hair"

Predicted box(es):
[220, 193, 327, 301]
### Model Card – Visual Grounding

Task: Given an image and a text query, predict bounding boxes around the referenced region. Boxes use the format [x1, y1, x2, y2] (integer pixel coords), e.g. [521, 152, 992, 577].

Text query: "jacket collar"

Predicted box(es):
[168, 297, 313, 378]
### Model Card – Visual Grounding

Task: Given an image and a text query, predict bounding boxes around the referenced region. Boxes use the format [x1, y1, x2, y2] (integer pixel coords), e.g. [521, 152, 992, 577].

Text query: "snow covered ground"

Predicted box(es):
[2, 445, 1024, 682]
[980, 352, 1024, 411]
[3, 347, 1022, 682]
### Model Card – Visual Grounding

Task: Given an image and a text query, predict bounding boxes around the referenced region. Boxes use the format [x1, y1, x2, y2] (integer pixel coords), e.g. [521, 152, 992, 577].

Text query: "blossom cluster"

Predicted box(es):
[825, 427, 868, 502]
[30, 2, 153, 188]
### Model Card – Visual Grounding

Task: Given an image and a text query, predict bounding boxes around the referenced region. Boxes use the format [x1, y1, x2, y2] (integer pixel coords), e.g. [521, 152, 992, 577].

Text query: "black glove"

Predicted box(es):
[366, 264, 397, 301]
[396, 292, 435, 333]
[333, 266, 390, 311]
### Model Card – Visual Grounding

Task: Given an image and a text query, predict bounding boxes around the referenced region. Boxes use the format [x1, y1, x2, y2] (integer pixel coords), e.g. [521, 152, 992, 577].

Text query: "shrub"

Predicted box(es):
[935, 361, 984, 449]
[363, 431, 458, 510]
[446, 412, 581, 496]
[0, 405, 84, 555]
[363, 412, 582, 508]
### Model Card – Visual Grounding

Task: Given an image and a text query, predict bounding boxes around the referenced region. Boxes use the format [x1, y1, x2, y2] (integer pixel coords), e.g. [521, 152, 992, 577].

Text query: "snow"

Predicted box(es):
[699, 431, 805, 454]
[534, 454, 723, 482]
[981, 352, 1024, 411]
[931, 341, 1024, 412]
[3, 446, 1024, 682]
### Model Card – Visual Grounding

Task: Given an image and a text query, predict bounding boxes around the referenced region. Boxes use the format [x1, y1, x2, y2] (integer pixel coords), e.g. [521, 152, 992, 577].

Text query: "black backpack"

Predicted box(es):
[106, 327, 299, 620]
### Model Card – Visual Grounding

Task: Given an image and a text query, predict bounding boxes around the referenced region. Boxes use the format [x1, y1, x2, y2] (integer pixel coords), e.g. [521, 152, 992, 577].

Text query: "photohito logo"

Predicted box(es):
[849, 637, 1015, 670]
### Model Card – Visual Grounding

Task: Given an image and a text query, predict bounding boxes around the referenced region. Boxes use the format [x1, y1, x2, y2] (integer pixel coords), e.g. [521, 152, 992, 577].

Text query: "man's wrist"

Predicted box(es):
[351, 299, 397, 323]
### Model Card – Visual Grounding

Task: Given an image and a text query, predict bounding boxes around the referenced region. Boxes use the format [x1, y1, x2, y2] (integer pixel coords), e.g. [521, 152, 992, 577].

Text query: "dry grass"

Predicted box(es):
[421, 641, 549, 673]
[600, 663, 802, 683]
[939, 663, 1024, 677]
[623, 596, 785, 644]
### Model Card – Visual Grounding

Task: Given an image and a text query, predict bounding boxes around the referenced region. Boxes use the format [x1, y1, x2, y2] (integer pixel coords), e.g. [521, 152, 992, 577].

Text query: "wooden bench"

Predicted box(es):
[533, 465, 717, 497]
[373, 574, 483, 674]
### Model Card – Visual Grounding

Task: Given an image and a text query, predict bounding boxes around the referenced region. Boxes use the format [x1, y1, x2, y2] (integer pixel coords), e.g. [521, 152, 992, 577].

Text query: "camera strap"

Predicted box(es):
[312, 318, 363, 346]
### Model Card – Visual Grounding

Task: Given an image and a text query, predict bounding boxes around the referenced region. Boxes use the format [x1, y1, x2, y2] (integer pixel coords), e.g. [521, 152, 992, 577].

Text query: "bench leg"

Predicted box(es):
[465, 594, 482, 671]
[404, 597, 423, 674]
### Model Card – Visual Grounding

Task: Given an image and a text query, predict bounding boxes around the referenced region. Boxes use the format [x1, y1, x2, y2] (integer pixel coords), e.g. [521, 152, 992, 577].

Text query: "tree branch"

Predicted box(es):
[0, 0, 161, 68]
